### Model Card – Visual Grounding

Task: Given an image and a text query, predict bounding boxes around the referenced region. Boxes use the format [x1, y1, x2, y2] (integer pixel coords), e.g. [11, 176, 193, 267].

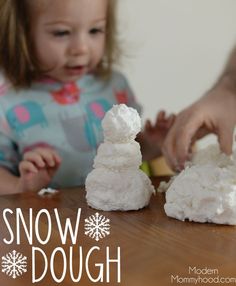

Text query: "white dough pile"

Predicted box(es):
[85, 104, 155, 211]
[102, 104, 141, 143]
[164, 145, 236, 225]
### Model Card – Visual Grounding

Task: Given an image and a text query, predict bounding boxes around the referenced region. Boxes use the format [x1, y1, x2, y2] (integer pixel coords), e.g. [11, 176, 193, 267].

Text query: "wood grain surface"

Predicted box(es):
[0, 177, 236, 286]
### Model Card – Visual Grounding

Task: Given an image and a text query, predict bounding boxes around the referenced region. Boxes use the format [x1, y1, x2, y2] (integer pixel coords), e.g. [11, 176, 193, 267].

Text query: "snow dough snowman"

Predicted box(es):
[85, 104, 155, 211]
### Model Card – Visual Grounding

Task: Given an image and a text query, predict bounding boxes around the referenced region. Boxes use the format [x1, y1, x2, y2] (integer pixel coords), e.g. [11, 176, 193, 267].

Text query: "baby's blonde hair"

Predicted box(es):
[0, 0, 121, 88]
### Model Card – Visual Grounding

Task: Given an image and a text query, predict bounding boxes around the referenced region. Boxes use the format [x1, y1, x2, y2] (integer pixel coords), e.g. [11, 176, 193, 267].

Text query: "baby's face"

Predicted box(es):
[30, 0, 107, 82]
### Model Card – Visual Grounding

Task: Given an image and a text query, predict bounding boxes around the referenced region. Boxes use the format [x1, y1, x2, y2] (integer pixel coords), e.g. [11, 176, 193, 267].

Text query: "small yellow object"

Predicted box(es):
[149, 156, 174, 176]
[140, 161, 151, 176]
[141, 156, 175, 177]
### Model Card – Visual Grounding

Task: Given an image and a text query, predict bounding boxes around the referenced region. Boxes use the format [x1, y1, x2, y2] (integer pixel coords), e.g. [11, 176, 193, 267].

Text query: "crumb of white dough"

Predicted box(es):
[38, 188, 59, 196]
[157, 179, 173, 193]
[164, 144, 236, 225]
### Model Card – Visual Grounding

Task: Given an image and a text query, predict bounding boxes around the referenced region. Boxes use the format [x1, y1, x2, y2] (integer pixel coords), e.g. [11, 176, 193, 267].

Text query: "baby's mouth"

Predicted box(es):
[65, 65, 87, 75]
[66, 65, 85, 70]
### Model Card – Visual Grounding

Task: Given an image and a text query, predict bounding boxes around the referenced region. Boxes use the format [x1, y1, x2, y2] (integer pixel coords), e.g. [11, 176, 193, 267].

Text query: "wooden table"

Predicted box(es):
[0, 177, 236, 286]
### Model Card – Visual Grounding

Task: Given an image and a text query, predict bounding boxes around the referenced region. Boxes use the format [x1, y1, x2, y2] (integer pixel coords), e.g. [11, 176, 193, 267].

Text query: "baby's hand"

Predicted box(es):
[138, 111, 175, 161]
[17, 147, 61, 192]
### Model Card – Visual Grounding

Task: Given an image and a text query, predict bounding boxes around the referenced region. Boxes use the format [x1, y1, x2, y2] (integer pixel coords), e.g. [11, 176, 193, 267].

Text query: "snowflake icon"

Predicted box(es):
[2, 250, 27, 279]
[84, 212, 110, 241]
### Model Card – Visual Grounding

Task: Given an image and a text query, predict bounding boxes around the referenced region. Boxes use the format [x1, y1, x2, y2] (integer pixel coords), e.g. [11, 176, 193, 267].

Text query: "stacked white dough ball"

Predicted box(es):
[86, 104, 155, 211]
[164, 145, 236, 225]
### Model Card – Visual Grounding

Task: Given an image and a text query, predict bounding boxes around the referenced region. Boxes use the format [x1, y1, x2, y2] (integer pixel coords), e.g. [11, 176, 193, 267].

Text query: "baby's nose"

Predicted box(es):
[69, 35, 89, 56]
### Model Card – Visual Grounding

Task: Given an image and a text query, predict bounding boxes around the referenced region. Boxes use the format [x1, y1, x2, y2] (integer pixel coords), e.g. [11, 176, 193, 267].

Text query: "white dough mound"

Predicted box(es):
[164, 145, 236, 225]
[86, 168, 154, 211]
[102, 104, 141, 143]
[86, 104, 155, 211]
[94, 141, 142, 170]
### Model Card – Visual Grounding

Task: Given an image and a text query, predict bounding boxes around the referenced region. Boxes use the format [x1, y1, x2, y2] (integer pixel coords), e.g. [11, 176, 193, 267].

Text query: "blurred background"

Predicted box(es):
[118, 0, 236, 147]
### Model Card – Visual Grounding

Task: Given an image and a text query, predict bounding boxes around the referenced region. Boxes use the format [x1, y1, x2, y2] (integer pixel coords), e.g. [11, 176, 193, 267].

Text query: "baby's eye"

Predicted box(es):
[52, 30, 70, 37]
[89, 28, 105, 35]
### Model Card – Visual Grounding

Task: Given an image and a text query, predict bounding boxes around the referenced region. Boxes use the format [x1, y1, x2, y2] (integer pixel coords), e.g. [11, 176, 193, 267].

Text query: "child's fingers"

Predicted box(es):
[48, 150, 61, 167]
[156, 110, 166, 122]
[158, 110, 166, 119]
[23, 152, 45, 168]
[155, 110, 168, 126]
[34, 148, 61, 167]
[144, 119, 153, 132]
[155, 112, 176, 129]
[19, 161, 38, 175]
[52, 152, 62, 165]
[34, 149, 56, 167]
